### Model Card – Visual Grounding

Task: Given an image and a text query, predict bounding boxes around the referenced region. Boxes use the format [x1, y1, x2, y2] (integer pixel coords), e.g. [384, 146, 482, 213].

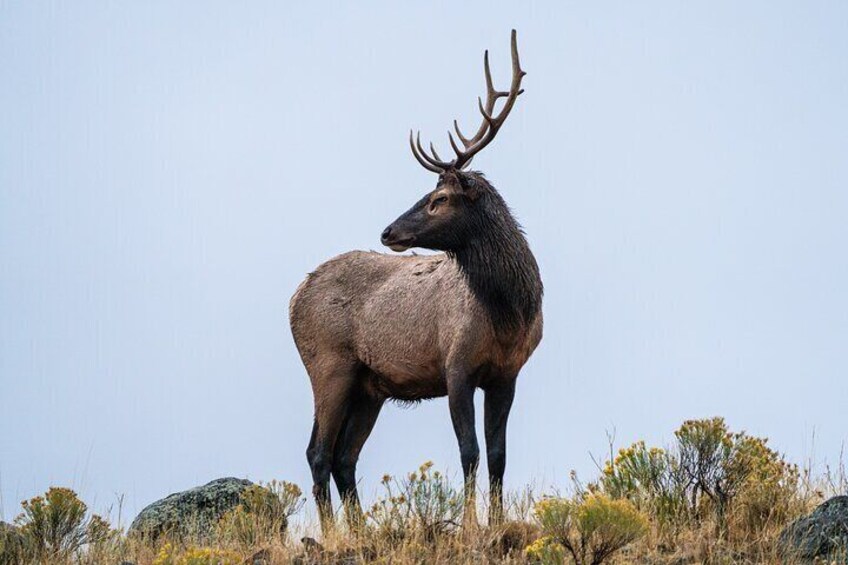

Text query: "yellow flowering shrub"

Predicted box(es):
[532, 494, 647, 565]
[596, 418, 803, 539]
[153, 542, 240, 565]
[524, 534, 567, 564]
[16, 487, 88, 559]
[598, 440, 686, 530]
[14, 487, 115, 561]
[366, 461, 463, 543]
[676, 417, 740, 518]
[676, 417, 803, 532]
[728, 434, 801, 536]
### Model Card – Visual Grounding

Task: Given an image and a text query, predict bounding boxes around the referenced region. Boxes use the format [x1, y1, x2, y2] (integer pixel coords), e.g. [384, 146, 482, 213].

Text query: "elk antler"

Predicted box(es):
[409, 29, 526, 173]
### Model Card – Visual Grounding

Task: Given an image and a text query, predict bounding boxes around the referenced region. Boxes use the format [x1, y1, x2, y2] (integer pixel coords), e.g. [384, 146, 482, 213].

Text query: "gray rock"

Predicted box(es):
[128, 477, 253, 539]
[779, 495, 848, 560]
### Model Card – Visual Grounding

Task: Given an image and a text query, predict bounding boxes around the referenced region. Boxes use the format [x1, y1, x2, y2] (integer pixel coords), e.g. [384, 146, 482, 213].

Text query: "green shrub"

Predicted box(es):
[0, 522, 26, 565]
[17, 487, 87, 558]
[532, 494, 648, 565]
[79, 514, 122, 565]
[595, 418, 803, 542]
[14, 487, 113, 561]
[216, 481, 303, 549]
[676, 417, 804, 533]
[597, 441, 687, 531]
[727, 435, 801, 537]
[366, 462, 463, 542]
[675, 417, 744, 523]
[241, 480, 304, 522]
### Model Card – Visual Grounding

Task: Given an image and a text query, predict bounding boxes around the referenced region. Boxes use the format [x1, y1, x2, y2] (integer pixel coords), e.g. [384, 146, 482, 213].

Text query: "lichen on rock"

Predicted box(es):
[129, 477, 254, 540]
[779, 495, 848, 560]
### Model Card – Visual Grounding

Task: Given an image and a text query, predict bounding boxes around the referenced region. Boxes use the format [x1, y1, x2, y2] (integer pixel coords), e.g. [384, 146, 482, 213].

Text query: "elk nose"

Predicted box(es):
[380, 226, 393, 242]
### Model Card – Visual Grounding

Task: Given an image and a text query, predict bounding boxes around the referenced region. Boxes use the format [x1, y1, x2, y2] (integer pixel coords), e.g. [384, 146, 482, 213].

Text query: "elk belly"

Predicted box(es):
[357, 343, 446, 401]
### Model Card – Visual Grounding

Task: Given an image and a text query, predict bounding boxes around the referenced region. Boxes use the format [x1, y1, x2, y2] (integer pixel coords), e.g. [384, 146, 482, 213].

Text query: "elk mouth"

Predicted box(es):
[386, 237, 414, 252]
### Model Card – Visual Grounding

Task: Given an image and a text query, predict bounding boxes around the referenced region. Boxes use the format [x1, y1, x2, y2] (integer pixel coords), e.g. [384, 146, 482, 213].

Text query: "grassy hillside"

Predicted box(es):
[1, 418, 845, 564]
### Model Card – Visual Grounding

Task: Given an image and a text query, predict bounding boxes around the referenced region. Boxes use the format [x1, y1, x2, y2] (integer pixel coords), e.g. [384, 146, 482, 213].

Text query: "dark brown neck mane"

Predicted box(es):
[450, 176, 542, 335]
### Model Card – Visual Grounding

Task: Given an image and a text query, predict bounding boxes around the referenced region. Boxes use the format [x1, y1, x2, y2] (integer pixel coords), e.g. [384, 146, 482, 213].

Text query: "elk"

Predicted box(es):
[289, 30, 542, 532]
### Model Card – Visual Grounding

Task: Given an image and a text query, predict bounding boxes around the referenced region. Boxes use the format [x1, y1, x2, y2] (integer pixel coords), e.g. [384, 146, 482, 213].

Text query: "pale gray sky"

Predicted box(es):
[1, 1, 846, 522]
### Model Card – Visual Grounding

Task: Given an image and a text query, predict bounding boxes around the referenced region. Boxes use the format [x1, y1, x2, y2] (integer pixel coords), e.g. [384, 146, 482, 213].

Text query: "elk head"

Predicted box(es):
[380, 30, 526, 253]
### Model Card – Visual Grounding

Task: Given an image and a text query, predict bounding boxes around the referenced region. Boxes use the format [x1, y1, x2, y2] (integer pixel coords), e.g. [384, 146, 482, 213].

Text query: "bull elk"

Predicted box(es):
[289, 30, 543, 531]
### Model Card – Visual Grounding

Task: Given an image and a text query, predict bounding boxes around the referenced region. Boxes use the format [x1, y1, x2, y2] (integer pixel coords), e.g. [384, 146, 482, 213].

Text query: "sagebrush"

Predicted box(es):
[1, 418, 844, 564]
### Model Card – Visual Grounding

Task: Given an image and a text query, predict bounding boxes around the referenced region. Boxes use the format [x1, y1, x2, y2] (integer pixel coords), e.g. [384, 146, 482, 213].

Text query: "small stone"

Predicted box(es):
[301, 536, 325, 554]
[244, 548, 270, 565]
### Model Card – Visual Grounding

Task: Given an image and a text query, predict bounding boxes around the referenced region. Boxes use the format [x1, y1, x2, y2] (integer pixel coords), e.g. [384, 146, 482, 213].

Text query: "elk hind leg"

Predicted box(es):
[331, 385, 383, 530]
[305, 357, 358, 534]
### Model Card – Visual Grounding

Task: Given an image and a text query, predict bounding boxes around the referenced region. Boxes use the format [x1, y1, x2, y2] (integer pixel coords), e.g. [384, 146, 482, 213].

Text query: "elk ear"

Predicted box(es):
[458, 175, 483, 201]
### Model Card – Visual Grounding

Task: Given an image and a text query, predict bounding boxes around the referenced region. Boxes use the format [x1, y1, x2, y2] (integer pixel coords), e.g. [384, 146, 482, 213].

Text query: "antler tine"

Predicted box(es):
[415, 131, 452, 170]
[452, 50, 505, 153]
[450, 29, 526, 170]
[447, 131, 463, 157]
[477, 96, 496, 125]
[409, 130, 444, 173]
[453, 119, 471, 146]
[429, 142, 443, 162]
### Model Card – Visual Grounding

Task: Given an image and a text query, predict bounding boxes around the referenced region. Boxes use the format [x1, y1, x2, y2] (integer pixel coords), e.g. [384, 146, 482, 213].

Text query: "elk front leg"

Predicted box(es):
[447, 374, 479, 527]
[484, 379, 516, 525]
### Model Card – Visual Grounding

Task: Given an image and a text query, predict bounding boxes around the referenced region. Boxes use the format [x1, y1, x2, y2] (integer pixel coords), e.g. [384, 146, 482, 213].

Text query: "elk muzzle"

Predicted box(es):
[380, 225, 415, 252]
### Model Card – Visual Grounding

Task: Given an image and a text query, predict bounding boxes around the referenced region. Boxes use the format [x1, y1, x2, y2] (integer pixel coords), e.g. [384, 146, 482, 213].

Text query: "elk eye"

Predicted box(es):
[433, 196, 448, 205]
